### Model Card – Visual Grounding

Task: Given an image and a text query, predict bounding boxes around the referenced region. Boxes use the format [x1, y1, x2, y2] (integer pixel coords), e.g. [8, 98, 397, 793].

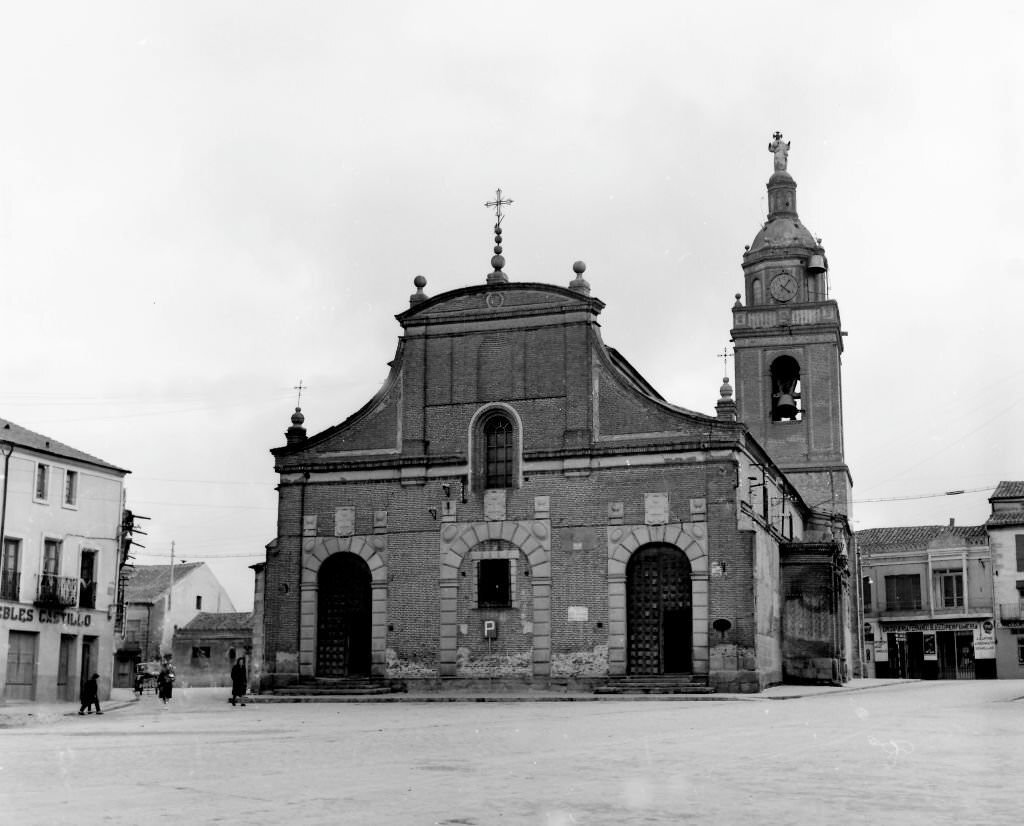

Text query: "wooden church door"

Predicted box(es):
[627, 544, 692, 675]
[317, 553, 372, 677]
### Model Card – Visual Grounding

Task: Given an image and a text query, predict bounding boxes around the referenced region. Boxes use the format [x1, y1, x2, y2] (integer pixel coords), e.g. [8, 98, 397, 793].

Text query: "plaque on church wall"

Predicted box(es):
[373, 510, 388, 533]
[441, 500, 457, 521]
[303, 515, 318, 537]
[690, 498, 707, 522]
[335, 507, 355, 537]
[568, 606, 589, 622]
[644, 493, 669, 525]
[484, 489, 507, 521]
[607, 502, 624, 523]
[534, 495, 550, 519]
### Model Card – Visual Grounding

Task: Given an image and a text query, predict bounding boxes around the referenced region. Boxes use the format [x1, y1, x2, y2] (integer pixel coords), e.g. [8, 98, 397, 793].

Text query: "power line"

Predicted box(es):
[853, 485, 994, 505]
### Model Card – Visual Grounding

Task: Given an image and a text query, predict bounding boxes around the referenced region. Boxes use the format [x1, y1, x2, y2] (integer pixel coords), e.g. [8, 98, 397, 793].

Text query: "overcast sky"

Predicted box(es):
[2, 2, 1021, 611]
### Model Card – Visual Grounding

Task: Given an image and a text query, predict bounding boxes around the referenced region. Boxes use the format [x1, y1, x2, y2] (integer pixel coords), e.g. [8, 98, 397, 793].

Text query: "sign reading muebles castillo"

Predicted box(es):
[0, 604, 95, 627]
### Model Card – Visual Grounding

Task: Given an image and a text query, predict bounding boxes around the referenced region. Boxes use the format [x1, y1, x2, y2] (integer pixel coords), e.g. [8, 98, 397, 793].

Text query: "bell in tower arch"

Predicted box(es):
[770, 355, 802, 421]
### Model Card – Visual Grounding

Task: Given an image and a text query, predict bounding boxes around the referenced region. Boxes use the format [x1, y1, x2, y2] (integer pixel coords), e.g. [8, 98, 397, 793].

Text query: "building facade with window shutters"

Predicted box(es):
[0, 418, 129, 703]
[857, 525, 996, 680]
[261, 143, 857, 693]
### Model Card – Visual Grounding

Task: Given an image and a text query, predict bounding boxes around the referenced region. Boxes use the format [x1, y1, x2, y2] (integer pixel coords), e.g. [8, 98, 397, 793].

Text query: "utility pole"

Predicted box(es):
[168, 541, 175, 611]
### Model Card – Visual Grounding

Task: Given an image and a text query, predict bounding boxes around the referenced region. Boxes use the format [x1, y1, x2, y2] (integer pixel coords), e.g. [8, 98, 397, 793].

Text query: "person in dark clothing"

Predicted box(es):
[79, 673, 102, 715]
[157, 662, 174, 704]
[230, 657, 247, 706]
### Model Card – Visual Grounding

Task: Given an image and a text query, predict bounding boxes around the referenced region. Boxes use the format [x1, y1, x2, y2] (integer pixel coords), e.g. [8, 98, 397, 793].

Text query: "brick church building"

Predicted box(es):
[258, 137, 856, 693]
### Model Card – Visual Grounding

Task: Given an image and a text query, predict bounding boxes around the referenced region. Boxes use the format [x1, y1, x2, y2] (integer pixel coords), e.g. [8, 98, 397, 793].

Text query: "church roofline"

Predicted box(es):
[395, 281, 605, 326]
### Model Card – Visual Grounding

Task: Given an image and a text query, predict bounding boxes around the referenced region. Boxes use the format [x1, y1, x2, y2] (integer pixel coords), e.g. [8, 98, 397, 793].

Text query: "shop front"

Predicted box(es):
[1, 604, 113, 702]
[866, 619, 996, 680]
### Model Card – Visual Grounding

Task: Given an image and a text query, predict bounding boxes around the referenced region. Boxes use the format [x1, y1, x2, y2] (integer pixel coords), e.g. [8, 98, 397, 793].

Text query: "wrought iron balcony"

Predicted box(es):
[1, 569, 20, 601]
[34, 573, 79, 608]
[1000, 602, 1024, 623]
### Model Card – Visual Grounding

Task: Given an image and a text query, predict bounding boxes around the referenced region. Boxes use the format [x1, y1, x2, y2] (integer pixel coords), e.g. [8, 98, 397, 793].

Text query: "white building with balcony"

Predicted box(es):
[0, 418, 128, 703]
[988, 481, 1024, 678]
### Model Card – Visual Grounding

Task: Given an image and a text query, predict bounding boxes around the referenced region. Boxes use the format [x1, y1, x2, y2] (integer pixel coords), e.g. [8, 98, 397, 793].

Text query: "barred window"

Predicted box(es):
[484, 415, 514, 489]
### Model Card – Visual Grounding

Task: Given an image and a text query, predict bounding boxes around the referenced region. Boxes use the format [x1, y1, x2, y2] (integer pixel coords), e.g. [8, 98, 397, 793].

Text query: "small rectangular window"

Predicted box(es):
[64, 470, 78, 506]
[195, 595, 203, 610]
[938, 573, 964, 608]
[43, 539, 62, 575]
[35, 464, 49, 501]
[1018, 637, 1024, 667]
[478, 559, 511, 607]
[862, 576, 872, 610]
[191, 646, 211, 660]
[1, 538, 21, 601]
[1016, 535, 1024, 572]
[884, 574, 922, 611]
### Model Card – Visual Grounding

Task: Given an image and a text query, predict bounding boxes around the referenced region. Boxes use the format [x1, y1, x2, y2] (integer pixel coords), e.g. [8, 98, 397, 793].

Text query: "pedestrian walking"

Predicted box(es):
[157, 662, 175, 704]
[78, 673, 102, 715]
[230, 656, 247, 707]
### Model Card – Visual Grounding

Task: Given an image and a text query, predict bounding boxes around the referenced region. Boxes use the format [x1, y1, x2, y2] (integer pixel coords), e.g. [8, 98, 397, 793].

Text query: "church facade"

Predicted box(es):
[259, 139, 856, 693]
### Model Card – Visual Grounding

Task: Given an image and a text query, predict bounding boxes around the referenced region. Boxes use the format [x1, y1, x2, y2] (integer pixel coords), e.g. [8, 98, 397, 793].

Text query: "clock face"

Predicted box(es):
[770, 271, 798, 302]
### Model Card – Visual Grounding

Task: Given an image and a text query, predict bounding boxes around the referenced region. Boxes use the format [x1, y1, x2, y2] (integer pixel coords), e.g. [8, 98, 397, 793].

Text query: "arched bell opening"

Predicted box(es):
[770, 355, 802, 422]
[316, 552, 372, 677]
[626, 543, 693, 675]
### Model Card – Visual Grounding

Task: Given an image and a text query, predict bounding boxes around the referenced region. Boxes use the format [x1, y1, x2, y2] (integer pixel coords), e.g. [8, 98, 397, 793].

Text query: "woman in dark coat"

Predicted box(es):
[230, 657, 247, 706]
[78, 673, 102, 715]
[157, 662, 174, 703]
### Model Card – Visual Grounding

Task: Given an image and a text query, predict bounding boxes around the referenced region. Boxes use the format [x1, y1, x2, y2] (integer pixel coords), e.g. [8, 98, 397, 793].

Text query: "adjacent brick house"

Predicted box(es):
[259, 141, 856, 693]
[171, 611, 253, 688]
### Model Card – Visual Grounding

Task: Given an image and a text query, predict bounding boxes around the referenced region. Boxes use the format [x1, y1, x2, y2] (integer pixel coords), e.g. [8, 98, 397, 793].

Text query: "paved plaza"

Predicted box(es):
[1, 680, 1022, 824]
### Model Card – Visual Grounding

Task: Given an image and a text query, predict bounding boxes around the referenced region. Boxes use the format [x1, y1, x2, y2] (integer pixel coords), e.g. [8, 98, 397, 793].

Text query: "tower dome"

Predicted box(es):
[740, 133, 828, 307]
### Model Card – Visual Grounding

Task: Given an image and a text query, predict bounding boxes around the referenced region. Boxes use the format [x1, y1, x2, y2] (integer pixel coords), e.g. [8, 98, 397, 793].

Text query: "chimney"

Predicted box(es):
[948, 518, 955, 528]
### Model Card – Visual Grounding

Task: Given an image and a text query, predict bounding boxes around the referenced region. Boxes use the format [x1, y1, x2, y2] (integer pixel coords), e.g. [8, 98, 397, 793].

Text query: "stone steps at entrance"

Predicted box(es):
[595, 675, 715, 695]
[271, 677, 408, 696]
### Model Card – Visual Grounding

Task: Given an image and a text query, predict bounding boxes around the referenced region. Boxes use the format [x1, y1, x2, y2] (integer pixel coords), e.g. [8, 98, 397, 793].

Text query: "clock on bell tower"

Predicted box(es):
[731, 135, 851, 521]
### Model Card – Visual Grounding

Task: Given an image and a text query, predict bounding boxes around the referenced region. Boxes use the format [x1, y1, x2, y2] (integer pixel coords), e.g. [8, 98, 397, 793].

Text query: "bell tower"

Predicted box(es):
[731, 134, 851, 523]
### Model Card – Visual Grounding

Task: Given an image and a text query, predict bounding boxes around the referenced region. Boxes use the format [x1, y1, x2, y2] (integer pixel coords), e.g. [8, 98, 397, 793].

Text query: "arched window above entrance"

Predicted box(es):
[470, 406, 521, 492]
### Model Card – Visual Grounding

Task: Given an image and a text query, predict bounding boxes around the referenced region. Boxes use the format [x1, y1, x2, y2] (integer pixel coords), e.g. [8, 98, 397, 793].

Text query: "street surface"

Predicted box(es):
[1, 681, 1022, 825]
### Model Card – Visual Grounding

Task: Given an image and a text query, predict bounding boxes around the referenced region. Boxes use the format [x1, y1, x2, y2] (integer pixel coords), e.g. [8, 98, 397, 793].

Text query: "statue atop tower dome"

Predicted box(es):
[768, 131, 790, 172]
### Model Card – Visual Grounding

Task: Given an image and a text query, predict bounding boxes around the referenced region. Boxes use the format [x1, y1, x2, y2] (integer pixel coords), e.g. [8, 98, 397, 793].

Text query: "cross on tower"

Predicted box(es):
[485, 188, 513, 226]
[294, 380, 307, 408]
[719, 347, 732, 375]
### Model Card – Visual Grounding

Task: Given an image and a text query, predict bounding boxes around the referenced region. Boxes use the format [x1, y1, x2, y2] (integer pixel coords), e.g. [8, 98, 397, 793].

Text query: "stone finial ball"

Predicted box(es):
[573, 261, 586, 275]
[491, 254, 506, 269]
[413, 275, 427, 289]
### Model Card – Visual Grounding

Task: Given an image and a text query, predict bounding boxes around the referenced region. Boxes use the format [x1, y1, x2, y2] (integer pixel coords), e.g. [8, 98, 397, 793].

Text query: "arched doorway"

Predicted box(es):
[317, 553, 372, 677]
[627, 544, 692, 674]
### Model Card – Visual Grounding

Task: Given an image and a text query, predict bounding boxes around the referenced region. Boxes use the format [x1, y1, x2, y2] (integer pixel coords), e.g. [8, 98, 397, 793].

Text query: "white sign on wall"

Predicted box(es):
[568, 606, 589, 622]
[974, 620, 996, 660]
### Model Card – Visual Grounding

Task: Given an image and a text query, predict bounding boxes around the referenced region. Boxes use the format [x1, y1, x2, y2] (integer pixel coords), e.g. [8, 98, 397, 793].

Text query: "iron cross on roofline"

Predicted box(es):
[485, 188, 513, 226]
[294, 379, 307, 407]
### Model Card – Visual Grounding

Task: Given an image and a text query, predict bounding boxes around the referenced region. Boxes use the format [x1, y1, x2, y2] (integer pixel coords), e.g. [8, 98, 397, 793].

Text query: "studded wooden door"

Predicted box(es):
[627, 544, 692, 674]
[317, 553, 372, 677]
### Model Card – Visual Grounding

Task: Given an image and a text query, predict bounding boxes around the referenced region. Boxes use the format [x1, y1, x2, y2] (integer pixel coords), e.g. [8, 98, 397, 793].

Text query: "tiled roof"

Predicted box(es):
[856, 525, 988, 553]
[181, 611, 253, 632]
[123, 563, 205, 603]
[987, 511, 1024, 528]
[990, 481, 1024, 500]
[0, 417, 128, 474]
